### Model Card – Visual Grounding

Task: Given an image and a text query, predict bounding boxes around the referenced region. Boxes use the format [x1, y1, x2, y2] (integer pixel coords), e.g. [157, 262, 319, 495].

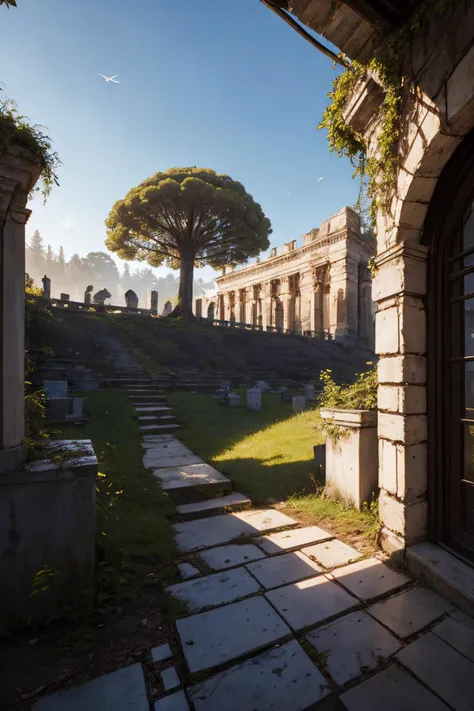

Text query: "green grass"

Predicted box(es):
[168, 390, 324, 503]
[286, 494, 380, 555]
[54, 390, 176, 567]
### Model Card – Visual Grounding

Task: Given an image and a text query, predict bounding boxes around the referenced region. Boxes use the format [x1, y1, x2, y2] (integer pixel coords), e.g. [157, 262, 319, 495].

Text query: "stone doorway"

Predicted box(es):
[425, 130, 474, 562]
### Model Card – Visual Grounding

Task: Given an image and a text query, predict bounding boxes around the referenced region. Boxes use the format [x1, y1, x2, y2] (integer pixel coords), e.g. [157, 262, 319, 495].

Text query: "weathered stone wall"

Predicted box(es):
[201, 207, 375, 348]
[344, 2, 474, 555]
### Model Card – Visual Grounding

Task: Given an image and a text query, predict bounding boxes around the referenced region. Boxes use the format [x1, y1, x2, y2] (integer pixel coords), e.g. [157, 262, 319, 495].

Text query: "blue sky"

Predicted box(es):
[3, 0, 358, 282]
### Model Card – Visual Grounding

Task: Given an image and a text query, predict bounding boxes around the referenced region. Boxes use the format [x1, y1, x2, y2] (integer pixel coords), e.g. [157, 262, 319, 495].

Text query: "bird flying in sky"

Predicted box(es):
[99, 74, 119, 83]
[317, 177, 324, 182]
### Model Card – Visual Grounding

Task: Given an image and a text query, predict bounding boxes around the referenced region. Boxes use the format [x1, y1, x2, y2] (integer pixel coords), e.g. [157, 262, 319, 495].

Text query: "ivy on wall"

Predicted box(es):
[0, 100, 60, 201]
[319, 0, 461, 232]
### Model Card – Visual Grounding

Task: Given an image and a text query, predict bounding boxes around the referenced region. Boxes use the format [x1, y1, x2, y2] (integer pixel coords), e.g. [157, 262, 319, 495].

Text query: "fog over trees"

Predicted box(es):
[25, 230, 216, 308]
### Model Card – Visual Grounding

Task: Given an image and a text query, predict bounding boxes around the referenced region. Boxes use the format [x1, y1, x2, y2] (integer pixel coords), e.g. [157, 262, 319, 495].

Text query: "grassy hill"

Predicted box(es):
[36, 309, 373, 385]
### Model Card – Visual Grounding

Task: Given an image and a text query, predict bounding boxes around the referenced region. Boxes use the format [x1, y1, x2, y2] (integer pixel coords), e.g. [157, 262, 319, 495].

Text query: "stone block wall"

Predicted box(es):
[343, 2, 474, 555]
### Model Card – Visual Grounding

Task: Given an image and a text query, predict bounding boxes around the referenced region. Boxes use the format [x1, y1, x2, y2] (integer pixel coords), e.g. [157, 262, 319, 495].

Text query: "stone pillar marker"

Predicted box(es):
[0, 145, 41, 473]
[41, 274, 51, 299]
[292, 395, 307, 413]
[148, 290, 158, 316]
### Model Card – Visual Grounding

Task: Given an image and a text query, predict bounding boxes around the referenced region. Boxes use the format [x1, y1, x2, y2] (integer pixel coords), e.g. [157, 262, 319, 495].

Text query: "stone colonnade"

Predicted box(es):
[204, 207, 375, 348]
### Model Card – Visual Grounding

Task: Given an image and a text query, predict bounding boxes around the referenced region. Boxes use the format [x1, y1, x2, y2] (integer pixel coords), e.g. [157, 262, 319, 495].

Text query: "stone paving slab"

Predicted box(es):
[265, 575, 357, 631]
[257, 525, 332, 554]
[368, 586, 453, 638]
[154, 690, 190, 711]
[144, 448, 203, 468]
[301, 539, 362, 569]
[432, 610, 474, 662]
[141, 424, 180, 432]
[199, 544, 266, 571]
[177, 492, 251, 519]
[174, 509, 296, 553]
[189, 639, 330, 711]
[32, 663, 148, 710]
[154, 463, 229, 490]
[167, 567, 261, 612]
[340, 666, 450, 711]
[162, 667, 180, 692]
[176, 596, 291, 673]
[246, 551, 322, 589]
[329, 558, 409, 601]
[306, 611, 401, 686]
[178, 562, 200, 580]
[142, 435, 176, 445]
[152, 643, 173, 663]
[396, 631, 474, 710]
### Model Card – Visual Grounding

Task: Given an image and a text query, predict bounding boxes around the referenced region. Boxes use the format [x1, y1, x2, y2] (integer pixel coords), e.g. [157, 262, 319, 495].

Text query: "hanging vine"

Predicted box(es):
[319, 0, 461, 231]
[0, 99, 60, 202]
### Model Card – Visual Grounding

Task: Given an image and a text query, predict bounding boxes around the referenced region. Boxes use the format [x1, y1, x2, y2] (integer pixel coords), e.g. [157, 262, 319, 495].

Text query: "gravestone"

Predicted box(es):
[256, 380, 271, 392]
[84, 285, 93, 305]
[125, 289, 139, 309]
[221, 380, 231, 392]
[44, 380, 68, 399]
[304, 384, 316, 401]
[60, 293, 70, 301]
[228, 393, 241, 407]
[292, 395, 306, 413]
[247, 388, 262, 411]
[48, 398, 71, 419]
[93, 288, 111, 305]
[148, 290, 158, 316]
[280, 389, 292, 403]
[162, 300, 173, 316]
[41, 275, 51, 299]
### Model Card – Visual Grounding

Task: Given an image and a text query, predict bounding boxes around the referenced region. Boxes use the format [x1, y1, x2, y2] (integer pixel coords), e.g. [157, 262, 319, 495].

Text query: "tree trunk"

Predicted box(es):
[169, 253, 195, 320]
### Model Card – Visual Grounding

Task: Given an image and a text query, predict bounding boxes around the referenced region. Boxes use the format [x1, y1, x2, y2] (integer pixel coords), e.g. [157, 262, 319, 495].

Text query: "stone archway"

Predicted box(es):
[207, 302, 215, 321]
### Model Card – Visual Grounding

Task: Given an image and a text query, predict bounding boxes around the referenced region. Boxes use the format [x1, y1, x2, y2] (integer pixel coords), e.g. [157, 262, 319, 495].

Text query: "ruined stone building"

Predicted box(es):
[196, 206, 375, 349]
[263, 1, 474, 584]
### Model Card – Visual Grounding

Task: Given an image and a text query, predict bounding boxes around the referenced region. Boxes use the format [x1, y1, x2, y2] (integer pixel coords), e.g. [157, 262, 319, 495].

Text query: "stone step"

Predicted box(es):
[139, 414, 176, 422]
[153, 462, 232, 504]
[173, 509, 298, 552]
[129, 394, 166, 399]
[135, 406, 172, 413]
[140, 423, 181, 433]
[176, 492, 252, 521]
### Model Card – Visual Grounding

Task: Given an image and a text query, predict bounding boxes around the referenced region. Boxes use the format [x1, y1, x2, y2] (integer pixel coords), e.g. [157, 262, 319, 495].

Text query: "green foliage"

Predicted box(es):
[318, 365, 378, 411]
[319, 0, 460, 230]
[106, 167, 272, 316]
[0, 100, 60, 202]
[0, 0, 17, 6]
[30, 564, 59, 599]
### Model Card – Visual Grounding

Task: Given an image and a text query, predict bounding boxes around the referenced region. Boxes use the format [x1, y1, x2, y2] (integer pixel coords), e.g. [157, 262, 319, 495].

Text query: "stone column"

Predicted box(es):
[0, 146, 41, 474]
[374, 242, 428, 557]
[332, 257, 359, 343]
[261, 282, 271, 331]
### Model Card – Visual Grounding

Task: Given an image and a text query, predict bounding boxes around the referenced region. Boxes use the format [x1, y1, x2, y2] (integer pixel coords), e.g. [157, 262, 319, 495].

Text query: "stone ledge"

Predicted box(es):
[0, 440, 97, 486]
[407, 541, 474, 618]
[320, 408, 377, 428]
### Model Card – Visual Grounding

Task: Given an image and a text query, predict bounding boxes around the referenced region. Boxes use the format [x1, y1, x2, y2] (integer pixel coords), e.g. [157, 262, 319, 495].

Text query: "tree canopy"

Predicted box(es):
[105, 167, 272, 318]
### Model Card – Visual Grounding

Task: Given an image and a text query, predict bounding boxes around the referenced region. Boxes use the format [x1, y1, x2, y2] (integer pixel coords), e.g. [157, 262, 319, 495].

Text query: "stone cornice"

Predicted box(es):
[217, 229, 353, 286]
[375, 241, 429, 269]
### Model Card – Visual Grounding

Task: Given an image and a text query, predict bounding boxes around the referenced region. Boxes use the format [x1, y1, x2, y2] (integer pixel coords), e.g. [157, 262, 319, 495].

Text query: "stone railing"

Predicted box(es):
[196, 316, 332, 340]
[31, 295, 152, 316]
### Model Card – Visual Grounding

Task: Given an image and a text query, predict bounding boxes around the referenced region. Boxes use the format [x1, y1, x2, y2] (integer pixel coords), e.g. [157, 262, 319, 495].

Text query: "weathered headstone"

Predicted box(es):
[60, 293, 70, 301]
[48, 397, 71, 419]
[148, 290, 158, 316]
[292, 395, 306, 413]
[93, 288, 111, 305]
[44, 380, 68, 399]
[70, 398, 85, 418]
[304, 384, 316, 401]
[228, 393, 241, 407]
[247, 388, 262, 411]
[256, 381, 271, 392]
[84, 285, 93, 305]
[41, 275, 51, 299]
[162, 300, 173, 316]
[221, 380, 231, 392]
[125, 289, 139, 309]
[280, 389, 292, 403]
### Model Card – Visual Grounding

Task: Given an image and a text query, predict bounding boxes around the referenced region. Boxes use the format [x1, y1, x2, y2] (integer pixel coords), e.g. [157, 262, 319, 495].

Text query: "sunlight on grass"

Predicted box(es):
[169, 391, 324, 502]
[215, 410, 323, 468]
